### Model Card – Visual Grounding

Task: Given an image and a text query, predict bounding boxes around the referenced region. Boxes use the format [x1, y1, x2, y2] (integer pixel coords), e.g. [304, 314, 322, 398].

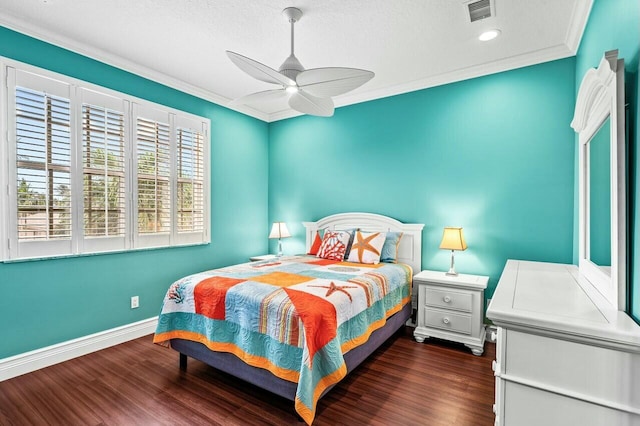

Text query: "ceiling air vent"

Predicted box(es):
[468, 0, 492, 22]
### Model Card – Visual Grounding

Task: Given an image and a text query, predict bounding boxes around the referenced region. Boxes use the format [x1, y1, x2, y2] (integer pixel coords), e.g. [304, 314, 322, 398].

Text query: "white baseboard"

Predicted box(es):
[0, 316, 158, 382]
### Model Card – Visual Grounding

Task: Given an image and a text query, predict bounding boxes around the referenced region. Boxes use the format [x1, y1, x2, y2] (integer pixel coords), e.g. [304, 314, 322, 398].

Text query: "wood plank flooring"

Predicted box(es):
[0, 327, 496, 425]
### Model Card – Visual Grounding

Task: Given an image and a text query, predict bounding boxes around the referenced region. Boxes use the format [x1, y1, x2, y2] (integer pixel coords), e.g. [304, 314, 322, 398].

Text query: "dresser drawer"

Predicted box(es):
[503, 329, 640, 408]
[425, 287, 472, 312]
[502, 381, 640, 426]
[424, 308, 472, 335]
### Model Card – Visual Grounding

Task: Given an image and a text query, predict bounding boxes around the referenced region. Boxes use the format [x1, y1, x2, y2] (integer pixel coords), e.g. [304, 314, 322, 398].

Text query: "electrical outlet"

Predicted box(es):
[131, 296, 139, 309]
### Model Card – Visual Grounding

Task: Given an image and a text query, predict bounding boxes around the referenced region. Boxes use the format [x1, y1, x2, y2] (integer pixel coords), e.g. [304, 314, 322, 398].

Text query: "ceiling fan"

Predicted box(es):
[226, 7, 374, 117]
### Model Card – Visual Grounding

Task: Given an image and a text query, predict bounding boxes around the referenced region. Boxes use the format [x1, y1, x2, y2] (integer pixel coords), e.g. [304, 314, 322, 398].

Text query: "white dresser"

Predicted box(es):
[487, 260, 640, 426]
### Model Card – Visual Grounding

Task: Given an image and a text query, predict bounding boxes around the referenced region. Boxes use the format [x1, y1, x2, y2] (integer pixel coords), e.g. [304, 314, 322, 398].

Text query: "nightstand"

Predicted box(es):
[249, 254, 278, 262]
[413, 269, 489, 356]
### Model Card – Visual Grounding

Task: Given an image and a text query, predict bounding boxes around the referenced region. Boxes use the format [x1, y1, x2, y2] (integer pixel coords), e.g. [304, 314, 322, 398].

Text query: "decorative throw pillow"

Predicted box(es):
[347, 231, 387, 264]
[317, 230, 351, 261]
[380, 232, 404, 263]
[307, 230, 323, 255]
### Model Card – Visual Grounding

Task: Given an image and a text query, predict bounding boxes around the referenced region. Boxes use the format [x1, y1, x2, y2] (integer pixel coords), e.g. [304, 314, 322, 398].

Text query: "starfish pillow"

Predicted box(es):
[347, 231, 386, 264]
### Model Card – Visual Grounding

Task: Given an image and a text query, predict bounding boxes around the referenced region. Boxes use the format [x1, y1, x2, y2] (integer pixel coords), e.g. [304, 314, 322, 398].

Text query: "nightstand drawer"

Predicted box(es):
[425, 288, 472, 312]
[424, 308, 472, 335]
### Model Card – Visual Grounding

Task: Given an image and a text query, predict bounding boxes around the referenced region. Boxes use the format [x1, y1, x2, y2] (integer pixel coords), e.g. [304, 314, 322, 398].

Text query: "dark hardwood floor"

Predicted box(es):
[0, 327, 496, 425]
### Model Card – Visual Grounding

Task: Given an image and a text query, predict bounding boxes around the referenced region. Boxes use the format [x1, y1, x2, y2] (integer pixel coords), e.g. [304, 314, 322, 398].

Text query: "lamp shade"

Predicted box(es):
[439, 227, 467, 251]
[269, 222, 291, 239]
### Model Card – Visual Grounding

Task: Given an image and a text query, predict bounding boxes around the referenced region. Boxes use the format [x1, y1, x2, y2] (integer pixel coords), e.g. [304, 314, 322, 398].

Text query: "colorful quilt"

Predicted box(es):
[153, 255, 412, 425]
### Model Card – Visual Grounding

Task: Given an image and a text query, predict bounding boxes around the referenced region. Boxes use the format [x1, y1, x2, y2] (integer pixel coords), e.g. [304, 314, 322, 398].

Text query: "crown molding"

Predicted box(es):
[0, 13, 270, 122]
[268, 43, 576, 122]
[565, 0, 593, 54]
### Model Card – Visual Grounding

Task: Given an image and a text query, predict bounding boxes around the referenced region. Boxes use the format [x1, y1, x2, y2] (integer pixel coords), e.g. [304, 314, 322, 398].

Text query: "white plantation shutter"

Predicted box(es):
[176, 128, 204, 231]
[16, 88, 72, 240]
[2, 64, 210, 261]
[9, 69, 74, 259]
[174, 115, 207, 245]
[134, 106, 172, 248]
[79, 89, 129, 253]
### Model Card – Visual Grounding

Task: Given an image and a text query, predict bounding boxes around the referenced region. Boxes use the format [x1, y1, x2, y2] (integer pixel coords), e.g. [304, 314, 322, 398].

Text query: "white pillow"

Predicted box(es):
[347, 231, 387, 264]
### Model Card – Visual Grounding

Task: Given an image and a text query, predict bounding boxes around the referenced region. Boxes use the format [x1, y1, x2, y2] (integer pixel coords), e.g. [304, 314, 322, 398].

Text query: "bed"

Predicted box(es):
[154, 212, 424, 424]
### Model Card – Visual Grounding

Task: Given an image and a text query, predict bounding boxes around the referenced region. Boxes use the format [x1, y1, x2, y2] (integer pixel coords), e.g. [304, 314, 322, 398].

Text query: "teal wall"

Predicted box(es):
[0, 27, 270, 358]
[575, 0, 640, 322]
[269, 58, 577, 299]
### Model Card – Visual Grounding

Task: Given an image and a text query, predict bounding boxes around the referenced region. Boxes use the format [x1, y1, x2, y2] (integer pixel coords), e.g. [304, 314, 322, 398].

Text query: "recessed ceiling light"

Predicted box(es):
[479, 29, 501, 41]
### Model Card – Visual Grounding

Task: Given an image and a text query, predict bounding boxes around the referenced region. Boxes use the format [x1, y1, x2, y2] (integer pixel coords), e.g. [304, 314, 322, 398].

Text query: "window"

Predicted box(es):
[136, 116, 171, 235]
[79, 88, 130, 254]
[82, 104, 126, 238]
[1, 64, 210, 261]
[133, 106, 172, 248]
[16, 86, 72, 242]
[175, 116, 205, 239]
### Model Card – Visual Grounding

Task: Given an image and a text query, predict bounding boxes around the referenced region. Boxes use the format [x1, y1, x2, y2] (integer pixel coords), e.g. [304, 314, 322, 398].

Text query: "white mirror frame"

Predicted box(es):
[571, 50, 626, 311]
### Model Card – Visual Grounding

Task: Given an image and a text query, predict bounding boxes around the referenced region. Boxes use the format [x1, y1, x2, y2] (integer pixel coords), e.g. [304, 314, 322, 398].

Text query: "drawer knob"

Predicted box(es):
[443, 295, 452, 303]
[442, 317, 450, 324]
[492, 404, 496, 414]
[491, 331, 497, 341]
[492, 360, 497, 371]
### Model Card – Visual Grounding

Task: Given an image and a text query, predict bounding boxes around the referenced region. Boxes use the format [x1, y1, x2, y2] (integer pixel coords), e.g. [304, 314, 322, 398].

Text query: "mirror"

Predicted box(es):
[588, 116, 611, 269]
[571, 50, 626, 311]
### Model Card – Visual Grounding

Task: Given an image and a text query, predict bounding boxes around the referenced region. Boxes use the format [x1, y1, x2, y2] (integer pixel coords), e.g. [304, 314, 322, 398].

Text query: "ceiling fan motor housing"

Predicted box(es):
[279, 54, 304, 80]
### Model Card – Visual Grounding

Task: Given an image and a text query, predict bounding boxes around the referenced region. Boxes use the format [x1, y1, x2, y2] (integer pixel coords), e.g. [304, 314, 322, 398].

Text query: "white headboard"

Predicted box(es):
[302, 212, 424, 274]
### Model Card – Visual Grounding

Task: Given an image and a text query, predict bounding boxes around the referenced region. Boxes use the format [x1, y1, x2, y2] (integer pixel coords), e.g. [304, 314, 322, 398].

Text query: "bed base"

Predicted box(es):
[171, 302, 411, 401]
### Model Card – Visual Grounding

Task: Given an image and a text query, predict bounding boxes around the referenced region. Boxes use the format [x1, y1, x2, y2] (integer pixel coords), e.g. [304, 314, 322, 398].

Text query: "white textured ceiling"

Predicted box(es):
[0, 0, 592, 122]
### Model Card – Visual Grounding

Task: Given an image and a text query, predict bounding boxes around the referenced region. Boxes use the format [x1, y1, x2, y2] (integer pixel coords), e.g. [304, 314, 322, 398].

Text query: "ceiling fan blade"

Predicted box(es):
[289, 91, 334, 117]
[226, 51, 295, 86]
[296, 67, 374, 97]
[228, 89, 287, 106]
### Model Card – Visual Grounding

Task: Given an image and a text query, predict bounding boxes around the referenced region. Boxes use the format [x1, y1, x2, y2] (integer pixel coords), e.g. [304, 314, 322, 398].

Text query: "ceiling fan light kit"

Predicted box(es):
[226, 7, 374, 117]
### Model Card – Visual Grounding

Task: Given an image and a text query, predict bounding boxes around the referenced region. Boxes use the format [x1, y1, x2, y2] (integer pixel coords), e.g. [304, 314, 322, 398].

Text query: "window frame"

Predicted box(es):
[0, 59, 211, 262]
[7, 68, 75, 259]
[78, 88, 131, 254]
[174, 114, 208, 246]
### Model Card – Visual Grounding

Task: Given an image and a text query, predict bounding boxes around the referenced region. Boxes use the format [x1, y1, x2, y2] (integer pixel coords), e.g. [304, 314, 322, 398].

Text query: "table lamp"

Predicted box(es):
[439, 227, 467, 276]
[269, 222, 291, 257]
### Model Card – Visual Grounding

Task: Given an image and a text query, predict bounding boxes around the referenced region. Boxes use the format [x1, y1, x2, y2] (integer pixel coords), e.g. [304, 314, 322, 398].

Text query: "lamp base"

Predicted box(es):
[445, 250, 458, 276]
